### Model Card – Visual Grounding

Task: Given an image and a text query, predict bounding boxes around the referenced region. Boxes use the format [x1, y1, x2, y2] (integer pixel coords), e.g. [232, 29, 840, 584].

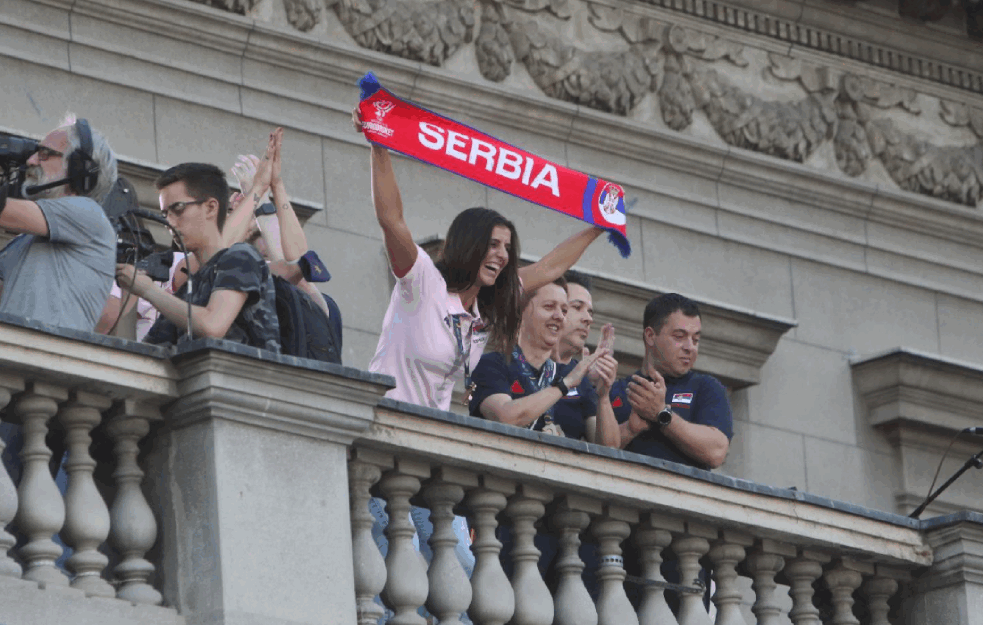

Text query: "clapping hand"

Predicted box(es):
[627, 370, 667, 423]
[588, 323, 616, 387]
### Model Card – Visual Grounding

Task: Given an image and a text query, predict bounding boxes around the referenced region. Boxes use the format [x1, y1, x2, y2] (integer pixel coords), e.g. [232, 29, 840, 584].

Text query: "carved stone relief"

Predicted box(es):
[188, 0, 983, 208]
[325, 0, 475, 66]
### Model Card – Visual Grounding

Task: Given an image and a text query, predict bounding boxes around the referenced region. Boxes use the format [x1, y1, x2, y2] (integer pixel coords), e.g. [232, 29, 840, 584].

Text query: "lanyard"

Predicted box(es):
[511, 345, 558, 429]
[449, 314, 476, 405]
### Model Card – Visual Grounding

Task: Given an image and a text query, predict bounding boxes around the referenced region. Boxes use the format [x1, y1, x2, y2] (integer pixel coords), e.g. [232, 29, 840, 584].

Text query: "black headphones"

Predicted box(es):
[66, 118, 99, 195]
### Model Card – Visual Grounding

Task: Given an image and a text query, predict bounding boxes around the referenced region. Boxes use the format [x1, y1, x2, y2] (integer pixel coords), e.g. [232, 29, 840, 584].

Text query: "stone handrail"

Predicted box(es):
[351, 399, 935, 625]
[3, 317, 983, 624]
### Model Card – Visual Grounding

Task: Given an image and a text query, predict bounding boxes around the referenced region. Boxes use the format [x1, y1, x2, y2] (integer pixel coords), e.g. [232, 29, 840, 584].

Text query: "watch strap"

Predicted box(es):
[552, 377, 569, 396]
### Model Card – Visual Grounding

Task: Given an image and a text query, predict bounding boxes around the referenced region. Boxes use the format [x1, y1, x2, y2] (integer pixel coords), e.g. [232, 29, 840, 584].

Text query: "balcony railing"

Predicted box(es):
[0, 315, 980, 625]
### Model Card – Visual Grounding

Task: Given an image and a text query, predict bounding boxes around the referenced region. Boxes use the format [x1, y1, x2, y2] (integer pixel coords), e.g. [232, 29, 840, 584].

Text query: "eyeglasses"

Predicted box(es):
[35, 146, 64, 161]
[161, 199, 207, 219]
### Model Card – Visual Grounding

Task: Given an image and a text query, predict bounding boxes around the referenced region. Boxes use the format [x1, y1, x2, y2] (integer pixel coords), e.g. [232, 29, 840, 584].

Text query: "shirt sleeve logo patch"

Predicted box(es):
[612, 396, 623, 408]
[671, 393, 694, 404]
[511, 380, 524, 395]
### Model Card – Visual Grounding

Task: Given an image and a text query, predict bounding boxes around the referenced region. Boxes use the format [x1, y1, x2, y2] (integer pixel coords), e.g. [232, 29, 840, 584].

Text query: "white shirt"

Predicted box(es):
[368, 246, 488, 411]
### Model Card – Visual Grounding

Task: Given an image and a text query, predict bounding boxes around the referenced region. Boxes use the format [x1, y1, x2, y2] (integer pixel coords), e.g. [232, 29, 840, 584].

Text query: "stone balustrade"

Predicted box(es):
[350, 399, 947, 625]
[1, 315, 983, 625]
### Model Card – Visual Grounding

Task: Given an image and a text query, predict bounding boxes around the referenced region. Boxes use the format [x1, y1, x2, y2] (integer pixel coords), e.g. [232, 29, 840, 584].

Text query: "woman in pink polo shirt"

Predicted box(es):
[357, 125, 605, 411]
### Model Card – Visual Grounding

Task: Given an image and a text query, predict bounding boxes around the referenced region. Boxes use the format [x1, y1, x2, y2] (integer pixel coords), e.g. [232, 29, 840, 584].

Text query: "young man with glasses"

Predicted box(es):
[116, 161, 281, 352]
[0, 117, 118, 331]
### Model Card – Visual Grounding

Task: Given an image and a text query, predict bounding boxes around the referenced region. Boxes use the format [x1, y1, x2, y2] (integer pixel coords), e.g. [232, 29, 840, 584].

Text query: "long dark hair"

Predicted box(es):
[436, 207, 522, 351]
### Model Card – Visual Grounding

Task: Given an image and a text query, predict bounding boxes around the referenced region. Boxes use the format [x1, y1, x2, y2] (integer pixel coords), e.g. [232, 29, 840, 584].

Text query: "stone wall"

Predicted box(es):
[2, 0, 983, 517]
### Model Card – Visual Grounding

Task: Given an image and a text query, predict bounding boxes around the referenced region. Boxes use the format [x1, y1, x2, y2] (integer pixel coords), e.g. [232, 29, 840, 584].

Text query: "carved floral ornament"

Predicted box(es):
[190, 0, 983, 209]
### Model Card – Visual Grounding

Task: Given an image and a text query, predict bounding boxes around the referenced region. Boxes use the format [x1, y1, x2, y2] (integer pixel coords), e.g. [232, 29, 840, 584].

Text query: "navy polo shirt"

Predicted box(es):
[470, 352, 598, 441]
[610, 369, 732, 469]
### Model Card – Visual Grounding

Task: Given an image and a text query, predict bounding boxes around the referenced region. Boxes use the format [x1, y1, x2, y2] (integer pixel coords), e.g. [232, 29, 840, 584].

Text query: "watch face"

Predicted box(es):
[657, 408, 673, 427]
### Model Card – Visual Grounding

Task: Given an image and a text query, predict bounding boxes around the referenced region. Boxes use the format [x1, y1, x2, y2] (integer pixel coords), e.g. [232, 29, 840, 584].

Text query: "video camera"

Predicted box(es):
[0, 133, 39, 200]
[103, 176, 172, 283]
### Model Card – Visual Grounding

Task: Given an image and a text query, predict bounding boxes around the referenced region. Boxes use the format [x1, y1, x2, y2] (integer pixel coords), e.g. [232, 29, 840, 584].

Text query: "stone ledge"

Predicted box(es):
[420, 237, 796, 389]
[167, 339, 393, 443]
[0, 576, 184, 625]
[363, 398, 931, 566]
[0, 313, 177, 401]
[851, 347, 983, 433]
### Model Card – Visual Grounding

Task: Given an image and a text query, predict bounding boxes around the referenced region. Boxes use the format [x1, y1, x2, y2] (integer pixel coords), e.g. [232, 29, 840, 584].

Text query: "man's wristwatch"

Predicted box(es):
[552, 377, 569, 396]
[656, 405, 673, 429]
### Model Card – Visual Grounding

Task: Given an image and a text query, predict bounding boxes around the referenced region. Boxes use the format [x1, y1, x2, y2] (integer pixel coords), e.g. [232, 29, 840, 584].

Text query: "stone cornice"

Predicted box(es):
[851, 348, 983, 434]
[420, 237, 796, 389]
[0, 316, 178, 402]
[167, 343, 392, 443]
[362, 400, 931, 566]
[633, 0, 983, 95]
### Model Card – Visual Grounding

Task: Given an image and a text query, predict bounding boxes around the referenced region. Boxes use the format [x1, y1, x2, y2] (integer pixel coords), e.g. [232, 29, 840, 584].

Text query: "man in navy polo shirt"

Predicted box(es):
[610, 293, 732, 469]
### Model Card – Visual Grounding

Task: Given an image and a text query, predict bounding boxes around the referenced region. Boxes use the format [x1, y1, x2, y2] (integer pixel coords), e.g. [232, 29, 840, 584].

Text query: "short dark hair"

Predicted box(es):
[643, 293, 700, 334]
[155, 163, 230, 232]
[520, 276, 567, 313]
[563, 270, 592, 293]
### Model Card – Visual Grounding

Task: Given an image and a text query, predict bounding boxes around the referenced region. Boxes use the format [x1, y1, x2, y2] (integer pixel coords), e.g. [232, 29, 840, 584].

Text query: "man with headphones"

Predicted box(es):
[0, 117, 118, 331]
[609, 293, 733, 470]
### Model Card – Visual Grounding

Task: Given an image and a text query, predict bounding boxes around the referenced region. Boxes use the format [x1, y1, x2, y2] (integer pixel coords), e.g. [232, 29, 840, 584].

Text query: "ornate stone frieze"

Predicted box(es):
[325, 0, 475, 66]
[186, 0, 983, 209]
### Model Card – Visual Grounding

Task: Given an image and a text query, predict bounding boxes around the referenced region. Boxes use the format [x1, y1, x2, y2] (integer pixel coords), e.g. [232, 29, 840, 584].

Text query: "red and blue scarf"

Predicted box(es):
[357, 72, 631, 257]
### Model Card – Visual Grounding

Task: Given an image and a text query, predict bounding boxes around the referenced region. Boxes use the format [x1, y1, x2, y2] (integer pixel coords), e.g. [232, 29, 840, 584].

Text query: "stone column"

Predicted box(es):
[784, 550, 830, 625]
[593, 505, 639, 625]
[348, 450, 389, 625]
[379, 460, 430, 625]
[149, 347, 391, 625]
[823, 559, 865, 625]
[422, 467, 477, 625]
[59, 391, 114, 597]
[13, 382, 68, 587]
[0, 373, 24, 579]
[466, 475, 515, 625]
[635, 513, 681, 625]
[708, 530, 754, 625]
[746, 539, 795, 625]
[903, 516, 983, 625]
[551, 495, 600, 625]
[504, 483, 554, 625]
[672, 523, 716, 625]
[106, 399, 164, 605]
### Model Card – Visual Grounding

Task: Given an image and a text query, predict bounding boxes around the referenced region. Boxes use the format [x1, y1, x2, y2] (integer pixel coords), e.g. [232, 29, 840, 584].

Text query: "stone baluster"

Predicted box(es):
[784, 551, 830, 625]
[708, 530, 753, 625]
[823, 560, 865, 625]
[379, 459, 431, 625]
[504, 483, 554, 625]
[863, 571, 900, 625]
[635, 514, 681, 625]
[466, 476, 515, 625]
[349, 452, 389, 625]
[673, 523, 715, 625]
[746, 540, 794, 625]
[422, 467, 476, 625]
[13, 383, 69, 586]
[59, 391, 114, 597]
[106, 400, 163, 605]
[593, 506, 639, 625]
[0, 373, 25, 579]
[551, 496, 599, 625]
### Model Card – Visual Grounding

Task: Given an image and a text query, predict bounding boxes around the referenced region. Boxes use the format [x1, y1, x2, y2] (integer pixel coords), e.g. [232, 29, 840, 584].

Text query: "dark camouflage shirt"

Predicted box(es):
[144, 243, 281, 353]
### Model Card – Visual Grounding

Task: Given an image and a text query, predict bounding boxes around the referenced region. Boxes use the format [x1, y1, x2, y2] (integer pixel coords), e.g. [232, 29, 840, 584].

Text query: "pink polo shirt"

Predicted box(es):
[368, 245, 488, 411]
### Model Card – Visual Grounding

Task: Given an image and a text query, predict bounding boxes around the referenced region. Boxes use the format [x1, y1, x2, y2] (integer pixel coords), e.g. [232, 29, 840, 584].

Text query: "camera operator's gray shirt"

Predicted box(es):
[0, 196, 114, 331]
